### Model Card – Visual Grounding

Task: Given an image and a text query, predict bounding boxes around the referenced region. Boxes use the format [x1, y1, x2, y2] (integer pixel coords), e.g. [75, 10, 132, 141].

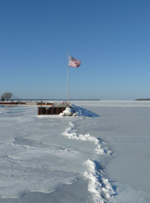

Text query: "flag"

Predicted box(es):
[69, 56, 81, 68]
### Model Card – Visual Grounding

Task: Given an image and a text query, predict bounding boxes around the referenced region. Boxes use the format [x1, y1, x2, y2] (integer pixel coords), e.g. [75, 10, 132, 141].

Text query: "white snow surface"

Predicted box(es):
[1, 101, 150, 202]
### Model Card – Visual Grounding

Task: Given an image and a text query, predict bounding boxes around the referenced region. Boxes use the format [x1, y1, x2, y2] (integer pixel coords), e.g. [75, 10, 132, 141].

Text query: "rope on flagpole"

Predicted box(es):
[68, 51, 69, 106]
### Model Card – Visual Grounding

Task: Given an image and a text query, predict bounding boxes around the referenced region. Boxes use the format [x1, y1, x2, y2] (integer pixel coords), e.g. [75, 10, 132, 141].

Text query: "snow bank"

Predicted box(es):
[60, 105, 99, 117]
[60, 107, 75, 116]
[71, 105, 99, 117]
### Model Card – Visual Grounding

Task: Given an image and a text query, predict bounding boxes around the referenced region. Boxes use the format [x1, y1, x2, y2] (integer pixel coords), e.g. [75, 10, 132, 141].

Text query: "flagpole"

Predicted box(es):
[68, 51, 69, 106]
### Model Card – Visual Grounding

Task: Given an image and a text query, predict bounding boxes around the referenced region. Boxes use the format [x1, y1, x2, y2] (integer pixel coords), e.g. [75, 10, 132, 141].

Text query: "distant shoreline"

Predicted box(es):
[16, 99, 100, 101]
[135, 99, 150, 101]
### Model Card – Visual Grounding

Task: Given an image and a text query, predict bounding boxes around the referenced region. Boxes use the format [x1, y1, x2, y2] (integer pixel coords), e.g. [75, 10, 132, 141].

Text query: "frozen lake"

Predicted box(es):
[0, 101, 150, 203]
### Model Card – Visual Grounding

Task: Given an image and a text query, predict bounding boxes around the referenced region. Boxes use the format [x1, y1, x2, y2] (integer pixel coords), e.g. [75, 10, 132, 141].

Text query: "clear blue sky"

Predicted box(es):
[0, 0, 150, 100]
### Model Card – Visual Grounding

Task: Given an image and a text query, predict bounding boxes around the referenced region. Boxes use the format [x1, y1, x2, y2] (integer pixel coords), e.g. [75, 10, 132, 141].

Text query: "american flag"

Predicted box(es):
[69, 56, 81, 68]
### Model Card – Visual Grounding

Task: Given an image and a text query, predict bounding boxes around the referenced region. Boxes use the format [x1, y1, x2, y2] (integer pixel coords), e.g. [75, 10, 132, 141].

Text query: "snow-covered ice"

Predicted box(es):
[0, 101, 150, 202]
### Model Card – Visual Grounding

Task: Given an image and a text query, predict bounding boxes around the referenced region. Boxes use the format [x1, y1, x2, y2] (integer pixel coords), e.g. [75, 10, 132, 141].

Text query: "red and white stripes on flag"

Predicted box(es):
[69, 56, 81, 68]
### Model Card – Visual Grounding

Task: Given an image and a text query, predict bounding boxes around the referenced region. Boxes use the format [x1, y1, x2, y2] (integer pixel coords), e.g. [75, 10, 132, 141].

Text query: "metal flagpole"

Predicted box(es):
[68, 51, 69, 106]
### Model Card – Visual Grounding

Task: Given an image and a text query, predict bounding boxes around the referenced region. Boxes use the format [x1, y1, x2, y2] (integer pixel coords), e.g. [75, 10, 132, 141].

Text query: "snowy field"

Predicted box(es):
[0, 100, 150, 203]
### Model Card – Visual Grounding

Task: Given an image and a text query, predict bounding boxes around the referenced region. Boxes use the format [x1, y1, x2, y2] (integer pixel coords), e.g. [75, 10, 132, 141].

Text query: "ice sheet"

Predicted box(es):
[0, 105, 97, 200]
[73, 101, 150, 202]
[1, 101, 150, 202]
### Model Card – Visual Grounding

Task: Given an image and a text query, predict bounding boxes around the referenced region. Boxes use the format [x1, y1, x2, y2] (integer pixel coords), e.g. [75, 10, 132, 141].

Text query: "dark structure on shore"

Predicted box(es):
[38, 107, 66, 115]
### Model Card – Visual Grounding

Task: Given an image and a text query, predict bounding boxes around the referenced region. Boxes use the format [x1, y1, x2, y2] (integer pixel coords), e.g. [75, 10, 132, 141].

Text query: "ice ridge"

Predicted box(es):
[62, 121, 115, 203]
[84, 159, 115, 203]
[62, 122, 112, 155]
